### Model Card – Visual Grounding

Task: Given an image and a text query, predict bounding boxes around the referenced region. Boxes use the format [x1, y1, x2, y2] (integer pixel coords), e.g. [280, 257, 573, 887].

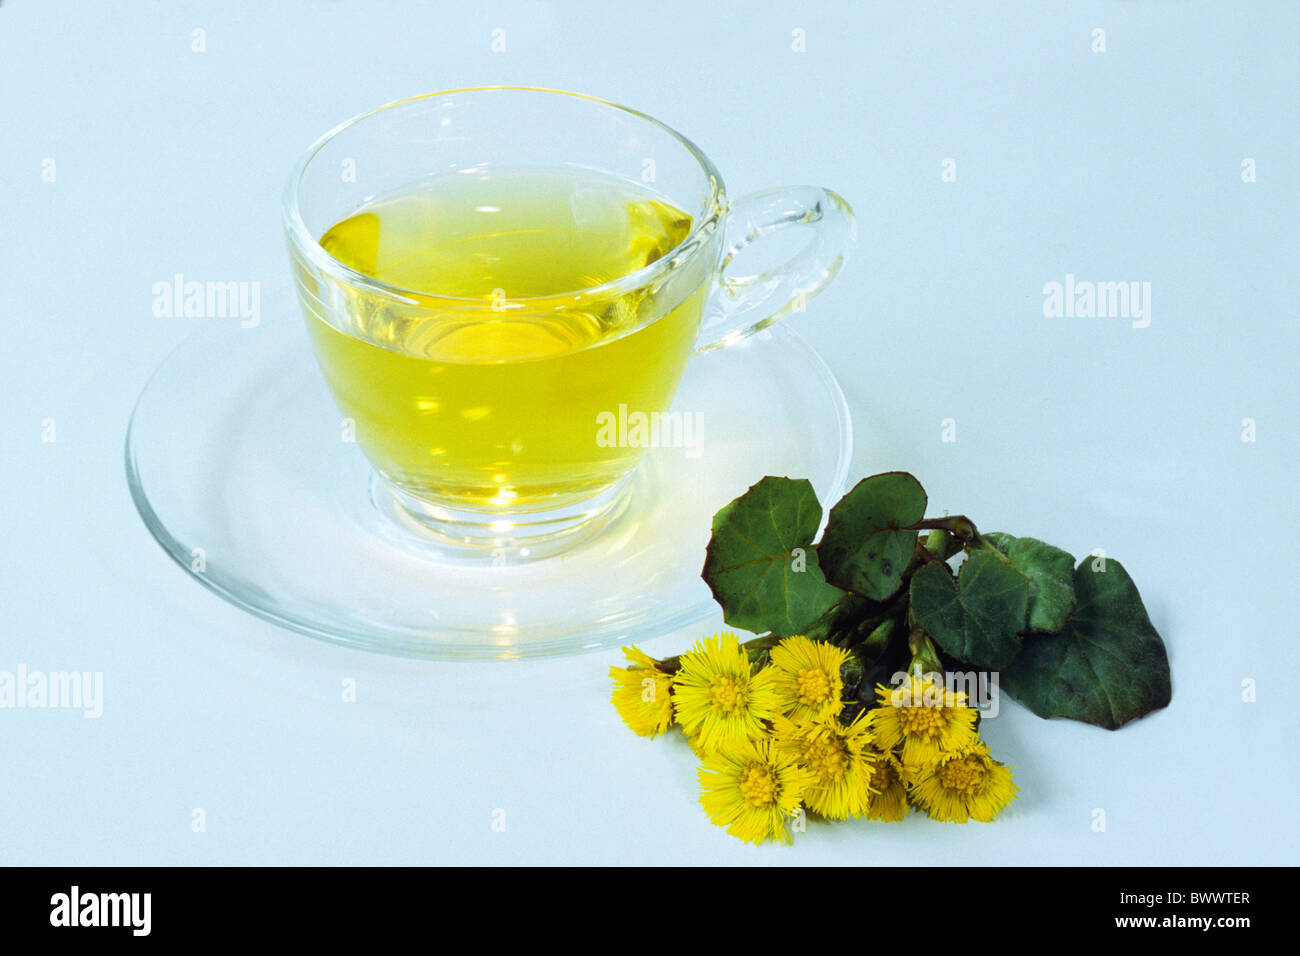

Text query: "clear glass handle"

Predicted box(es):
[696, 186, 856, 352]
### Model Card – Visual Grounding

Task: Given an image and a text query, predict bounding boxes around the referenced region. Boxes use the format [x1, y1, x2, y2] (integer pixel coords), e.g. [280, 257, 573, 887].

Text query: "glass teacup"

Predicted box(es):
[284, 87, 853, 559]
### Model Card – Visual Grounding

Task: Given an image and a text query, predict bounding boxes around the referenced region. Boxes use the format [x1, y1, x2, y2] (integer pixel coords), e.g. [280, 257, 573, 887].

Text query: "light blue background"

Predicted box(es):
[2, 0, 1296, 864]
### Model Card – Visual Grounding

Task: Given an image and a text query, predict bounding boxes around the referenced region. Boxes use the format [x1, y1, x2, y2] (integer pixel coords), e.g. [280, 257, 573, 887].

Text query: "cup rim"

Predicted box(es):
[282, 86, 726, 305]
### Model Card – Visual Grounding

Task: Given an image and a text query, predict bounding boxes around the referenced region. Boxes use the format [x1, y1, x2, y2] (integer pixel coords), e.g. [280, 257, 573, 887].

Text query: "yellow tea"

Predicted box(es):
[300, 167, 705, 510]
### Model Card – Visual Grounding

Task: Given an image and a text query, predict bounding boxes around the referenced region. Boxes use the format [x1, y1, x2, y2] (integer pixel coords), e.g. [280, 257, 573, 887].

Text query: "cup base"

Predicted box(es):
[370, 472, 635, 564]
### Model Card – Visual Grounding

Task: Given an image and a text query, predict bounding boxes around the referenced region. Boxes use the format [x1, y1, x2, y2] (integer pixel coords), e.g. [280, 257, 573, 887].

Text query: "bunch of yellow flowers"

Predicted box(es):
[610, 632, 1018, 844]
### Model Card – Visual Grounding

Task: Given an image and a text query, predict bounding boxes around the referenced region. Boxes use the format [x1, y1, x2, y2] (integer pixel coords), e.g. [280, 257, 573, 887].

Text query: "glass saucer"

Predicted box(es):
[125, 315, 852, 660]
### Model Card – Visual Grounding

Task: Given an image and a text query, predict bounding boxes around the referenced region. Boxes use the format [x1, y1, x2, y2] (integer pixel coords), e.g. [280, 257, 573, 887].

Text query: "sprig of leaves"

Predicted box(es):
[700, 473, 1172, 730]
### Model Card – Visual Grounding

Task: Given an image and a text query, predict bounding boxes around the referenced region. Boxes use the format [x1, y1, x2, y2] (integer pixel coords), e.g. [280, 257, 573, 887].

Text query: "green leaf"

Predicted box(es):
[984, 532, 1077, 632]
[908, 563, 963, 648]
[910, 552, 1030, 669]
[819, 472, 927, 600]
[1003, 558, 1171, 730]
[702, 477, 846, 636]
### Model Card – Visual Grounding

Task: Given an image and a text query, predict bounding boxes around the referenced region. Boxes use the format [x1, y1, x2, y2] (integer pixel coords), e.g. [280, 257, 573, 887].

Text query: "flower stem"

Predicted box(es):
[907, 628, 944, 676]
[911, 514, 979, 544]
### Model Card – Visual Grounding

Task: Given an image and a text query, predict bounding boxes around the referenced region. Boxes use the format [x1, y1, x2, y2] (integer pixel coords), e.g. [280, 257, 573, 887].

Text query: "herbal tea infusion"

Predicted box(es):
[297, 166, 709, 510]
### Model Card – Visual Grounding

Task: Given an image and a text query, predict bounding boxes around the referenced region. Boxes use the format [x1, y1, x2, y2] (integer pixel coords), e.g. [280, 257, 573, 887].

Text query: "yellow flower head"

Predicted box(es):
[684, 731, 707, 758]
[609, 646, 675, 737]
[864, 747, 909, 822]
[869, 672, 978, 767]
[768, 635, 850, 722]
[909, 740, 1018, 823]
[772, 711, 876, 820]
[672, 632, 781, 754]
[698, 736, 812, 845]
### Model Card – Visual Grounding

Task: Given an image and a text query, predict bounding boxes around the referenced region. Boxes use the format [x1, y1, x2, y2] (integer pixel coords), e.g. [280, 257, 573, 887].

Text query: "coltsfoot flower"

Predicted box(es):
[768, 635, 851, 722]
[672, 632, 780, 754]
[869, 672, 978, 767]
[864, 747, 910, 822]
[698, 736, 813, 844]
[772, 710, 876, 819]
[908, 740, 1018, 823]
[609, 646, 675, 737]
